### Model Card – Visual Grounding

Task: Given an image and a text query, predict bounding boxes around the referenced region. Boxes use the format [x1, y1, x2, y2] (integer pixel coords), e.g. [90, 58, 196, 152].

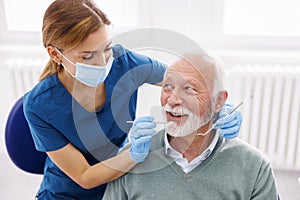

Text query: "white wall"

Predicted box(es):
[0, 57, 15, 153]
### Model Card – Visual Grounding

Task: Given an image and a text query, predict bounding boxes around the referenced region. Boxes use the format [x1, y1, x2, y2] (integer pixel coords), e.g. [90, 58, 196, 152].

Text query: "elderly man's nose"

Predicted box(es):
[167, 92, 183, 106]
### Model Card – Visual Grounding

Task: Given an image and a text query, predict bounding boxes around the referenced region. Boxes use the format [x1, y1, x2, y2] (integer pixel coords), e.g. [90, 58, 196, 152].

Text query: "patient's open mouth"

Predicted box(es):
[167, 111, 188, 123]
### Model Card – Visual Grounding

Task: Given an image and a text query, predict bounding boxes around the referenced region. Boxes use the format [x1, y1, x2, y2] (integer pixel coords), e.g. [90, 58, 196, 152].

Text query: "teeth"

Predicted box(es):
[171, 112, 182, 117]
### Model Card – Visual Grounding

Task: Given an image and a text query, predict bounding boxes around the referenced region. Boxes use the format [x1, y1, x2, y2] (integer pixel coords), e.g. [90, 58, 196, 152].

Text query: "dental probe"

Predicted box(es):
[196, 102, 243, 136]
[126, 102, 243, 130]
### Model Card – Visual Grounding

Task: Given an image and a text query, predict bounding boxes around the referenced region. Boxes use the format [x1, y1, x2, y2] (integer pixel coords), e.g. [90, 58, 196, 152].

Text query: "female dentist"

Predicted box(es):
[23, 0, 242, 199]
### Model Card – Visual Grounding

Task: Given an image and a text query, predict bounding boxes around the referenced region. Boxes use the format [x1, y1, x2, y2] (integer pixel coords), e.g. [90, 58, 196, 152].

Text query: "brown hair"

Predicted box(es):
[39, 0, 111, 81]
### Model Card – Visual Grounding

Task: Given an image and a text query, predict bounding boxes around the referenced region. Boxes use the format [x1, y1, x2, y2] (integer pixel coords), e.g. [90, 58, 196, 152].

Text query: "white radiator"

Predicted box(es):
[6, 57, 46, 99]
[225, 65, 300, 170]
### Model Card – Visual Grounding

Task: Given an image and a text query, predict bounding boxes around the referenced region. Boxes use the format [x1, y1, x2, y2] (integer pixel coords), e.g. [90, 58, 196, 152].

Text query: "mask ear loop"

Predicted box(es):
[98, 54, 114, 81]
[54, 47, 77, 78]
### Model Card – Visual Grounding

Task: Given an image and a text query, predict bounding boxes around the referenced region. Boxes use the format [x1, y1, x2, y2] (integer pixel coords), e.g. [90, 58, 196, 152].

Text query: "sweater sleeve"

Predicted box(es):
[103, 177, 128, 200]
[251, 160, 278, 200]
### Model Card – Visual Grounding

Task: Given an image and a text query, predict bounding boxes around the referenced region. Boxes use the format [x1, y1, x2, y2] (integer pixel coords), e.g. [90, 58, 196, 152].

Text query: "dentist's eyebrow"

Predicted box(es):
[78, 41, 112, 54]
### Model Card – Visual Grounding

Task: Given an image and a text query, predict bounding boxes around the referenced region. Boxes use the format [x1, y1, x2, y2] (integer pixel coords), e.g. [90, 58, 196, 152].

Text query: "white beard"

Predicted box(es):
[163, 103, 214, 137]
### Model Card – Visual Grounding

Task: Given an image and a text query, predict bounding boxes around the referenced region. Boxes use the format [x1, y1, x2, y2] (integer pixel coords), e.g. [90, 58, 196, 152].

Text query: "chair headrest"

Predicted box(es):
[5, 97, 46, 174]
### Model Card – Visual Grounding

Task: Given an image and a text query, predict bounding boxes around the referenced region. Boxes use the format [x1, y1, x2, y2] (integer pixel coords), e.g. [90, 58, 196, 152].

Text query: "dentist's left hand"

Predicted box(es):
[214, 104, 242, 139]
[128, 116, 156, 162]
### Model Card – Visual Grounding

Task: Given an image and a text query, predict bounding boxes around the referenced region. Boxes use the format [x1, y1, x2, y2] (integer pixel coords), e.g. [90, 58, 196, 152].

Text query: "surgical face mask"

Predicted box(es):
[56, 48, 114, 87]
[74, 56, 114, 87]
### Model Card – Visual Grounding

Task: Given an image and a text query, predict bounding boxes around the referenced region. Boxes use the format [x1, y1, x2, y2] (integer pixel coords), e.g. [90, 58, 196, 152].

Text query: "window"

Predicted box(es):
[4, 0, 52, 32]
[137, 0, 300, 51]
[223, 0, 300, 37]
[2, 0, 300, 51]
[1, 0, 139, 45]
[218, 0, 300, 50]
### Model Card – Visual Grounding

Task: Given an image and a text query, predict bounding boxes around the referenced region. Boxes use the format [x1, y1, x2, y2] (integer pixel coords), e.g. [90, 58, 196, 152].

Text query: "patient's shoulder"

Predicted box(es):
[219, 138, 271, 163]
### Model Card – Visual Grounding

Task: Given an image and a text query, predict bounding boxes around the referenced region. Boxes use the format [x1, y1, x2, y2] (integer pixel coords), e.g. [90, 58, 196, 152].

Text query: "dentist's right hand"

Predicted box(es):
[129, 116, 156, 162]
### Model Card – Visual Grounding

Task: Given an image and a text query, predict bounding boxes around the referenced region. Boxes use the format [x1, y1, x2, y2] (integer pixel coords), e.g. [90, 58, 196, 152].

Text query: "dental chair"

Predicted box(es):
[5, 96, 46, 174]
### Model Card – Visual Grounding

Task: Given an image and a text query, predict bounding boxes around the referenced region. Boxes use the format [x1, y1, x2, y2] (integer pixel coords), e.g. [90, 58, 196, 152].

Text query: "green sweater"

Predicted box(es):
[103, 130, 278, 200]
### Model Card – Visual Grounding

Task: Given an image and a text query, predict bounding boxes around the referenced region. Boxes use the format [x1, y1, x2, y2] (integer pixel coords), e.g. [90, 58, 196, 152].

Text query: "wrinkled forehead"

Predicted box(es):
[165, 55, 216, 87]
[166, 61, 200, 81]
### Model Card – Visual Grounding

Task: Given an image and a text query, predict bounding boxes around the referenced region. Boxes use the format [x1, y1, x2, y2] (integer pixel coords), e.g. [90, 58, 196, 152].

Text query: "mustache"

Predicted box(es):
[162, 104, 191, 116]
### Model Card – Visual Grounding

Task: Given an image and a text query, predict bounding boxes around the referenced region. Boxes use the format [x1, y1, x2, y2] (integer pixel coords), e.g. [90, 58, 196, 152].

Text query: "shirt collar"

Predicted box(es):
[164, 130, 219, 160]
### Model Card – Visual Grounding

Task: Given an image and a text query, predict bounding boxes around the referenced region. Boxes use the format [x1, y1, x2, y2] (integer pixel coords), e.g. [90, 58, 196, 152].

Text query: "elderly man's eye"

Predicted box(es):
[163, 84, 173, 92]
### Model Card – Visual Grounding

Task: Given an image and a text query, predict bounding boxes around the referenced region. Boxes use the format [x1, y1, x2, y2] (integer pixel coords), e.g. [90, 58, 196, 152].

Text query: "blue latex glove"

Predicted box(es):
[213, 104, 242, 139]
[128, 116, 156, 162]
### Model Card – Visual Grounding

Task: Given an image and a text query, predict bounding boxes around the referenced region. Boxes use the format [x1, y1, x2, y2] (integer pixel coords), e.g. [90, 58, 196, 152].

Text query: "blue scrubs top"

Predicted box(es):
[23, 44, 166, 200]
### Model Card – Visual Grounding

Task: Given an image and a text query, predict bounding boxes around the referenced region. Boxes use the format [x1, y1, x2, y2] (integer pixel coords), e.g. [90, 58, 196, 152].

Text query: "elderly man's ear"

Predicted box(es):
[214, 91, 228, 113]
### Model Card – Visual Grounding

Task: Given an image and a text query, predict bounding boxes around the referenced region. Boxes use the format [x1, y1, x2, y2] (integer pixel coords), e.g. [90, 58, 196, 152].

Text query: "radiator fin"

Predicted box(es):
[6, 58, 46, 98]
[225, 65, 300, 170]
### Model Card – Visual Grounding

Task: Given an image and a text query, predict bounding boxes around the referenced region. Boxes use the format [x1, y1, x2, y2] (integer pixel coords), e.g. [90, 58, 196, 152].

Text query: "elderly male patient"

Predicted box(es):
[103, 52, 278, 200]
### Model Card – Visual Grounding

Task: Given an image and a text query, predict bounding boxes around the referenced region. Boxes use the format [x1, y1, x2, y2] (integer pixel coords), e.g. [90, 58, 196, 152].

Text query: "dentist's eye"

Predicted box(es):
[104, 46, 112, 52]
[82, 53, 94, 60]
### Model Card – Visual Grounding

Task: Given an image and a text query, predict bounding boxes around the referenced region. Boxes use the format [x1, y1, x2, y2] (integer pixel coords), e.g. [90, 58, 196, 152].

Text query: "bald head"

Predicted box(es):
[165, 53, 225, 98]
